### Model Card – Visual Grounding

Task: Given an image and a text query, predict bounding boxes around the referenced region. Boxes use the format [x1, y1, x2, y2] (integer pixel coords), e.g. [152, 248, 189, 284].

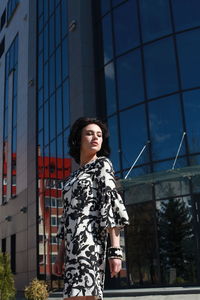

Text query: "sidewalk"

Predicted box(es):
[16, 287, 200, 300]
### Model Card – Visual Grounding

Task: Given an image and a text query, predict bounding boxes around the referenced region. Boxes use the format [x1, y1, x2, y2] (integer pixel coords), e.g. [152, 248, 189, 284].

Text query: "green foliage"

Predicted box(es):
[173, 277, 186, 284]
[0, 251, 16, 300]
[157, 197, 194, 282]
[24, 278, 49, 300]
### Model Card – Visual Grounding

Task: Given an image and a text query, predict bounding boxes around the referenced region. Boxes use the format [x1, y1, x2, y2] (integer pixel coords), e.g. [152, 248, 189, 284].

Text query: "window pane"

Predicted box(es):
[49, 54, 55, 95]
[56, 46, 61, 87]
[44, 0, 49, 24]
[49, 14, 55, 55]
[12, 127, 17, 152]
[55, 5, 61, 47]
[112, 0, 124, 7]
[61, 0, 68, 38]
[9, 43, 14, 71]
[56, 88, 63, 135]
[50, 94, 56, 141]
[13, 71, 18, 97]
[172, 0, 200, 31]
[38, 88, 43, 108]
[126, 201, 158, 285]
[49, 0, 55, 16]
[156, 196, 196, 284]
[50, 140, 56, 157]
[64, 129, 70, 158]
[144, 37, 178, 99]
[44, 24, 49, 63]
[38, 106, 43, 131]
[104, 63, 117, 115]
[139, 0, 172, 43]
[38, 53, 43, 90]
[62, 38, 68, 80]
[38, 14, 44, 33]
[102, 14, 113, 64]
[113, 0, 140, 55]
[38, 0, 43, 17]
[63, 80, 70, 129]
[101, 0, 111, 15]
[117, 50, 144, 109]
[153, 157, 187, 172]
[12, 96, 17, 127]
[183, 90, 200, 154]
[57, 135, 63, 158]
[176, 29, 200, 90]
[107, 116, 120, 171]
[44, 101, 49, 146]
[148, 95, 185, 161]
[120, 105, 148, 170]
[38, 130, 44, 155]
[38, 31, 44, 53]
[44, 62, 49, 101]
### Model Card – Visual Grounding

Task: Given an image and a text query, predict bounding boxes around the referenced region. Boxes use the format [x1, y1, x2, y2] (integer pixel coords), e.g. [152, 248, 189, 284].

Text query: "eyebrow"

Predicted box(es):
[86, 129, 102, 134]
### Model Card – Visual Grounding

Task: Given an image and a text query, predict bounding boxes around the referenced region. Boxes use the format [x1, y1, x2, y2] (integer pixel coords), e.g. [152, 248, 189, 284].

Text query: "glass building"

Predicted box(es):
[1, 0, 200, 293]
[94, 0, 200, 287]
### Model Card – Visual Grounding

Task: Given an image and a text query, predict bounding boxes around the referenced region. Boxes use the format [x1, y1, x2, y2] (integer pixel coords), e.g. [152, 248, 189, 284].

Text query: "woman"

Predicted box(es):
[54, 117, 129, 300]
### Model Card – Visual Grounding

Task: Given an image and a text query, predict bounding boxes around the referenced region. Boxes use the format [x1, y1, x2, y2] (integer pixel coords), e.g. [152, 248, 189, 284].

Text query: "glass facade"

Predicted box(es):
[31, 0, 200, 290]
[2, 34, 18, 204]
[7, 0, 19, 23]
[36, 0, 71, 285]
[94, 0, 200, 288]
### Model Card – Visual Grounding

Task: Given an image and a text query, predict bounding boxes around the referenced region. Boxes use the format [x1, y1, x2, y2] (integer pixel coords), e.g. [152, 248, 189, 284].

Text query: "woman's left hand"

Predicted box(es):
[109, 258, 122, 278]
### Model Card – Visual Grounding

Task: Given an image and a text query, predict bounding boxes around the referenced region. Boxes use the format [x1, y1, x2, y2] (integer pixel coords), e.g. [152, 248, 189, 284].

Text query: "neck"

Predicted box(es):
[80, 154, 97, 166]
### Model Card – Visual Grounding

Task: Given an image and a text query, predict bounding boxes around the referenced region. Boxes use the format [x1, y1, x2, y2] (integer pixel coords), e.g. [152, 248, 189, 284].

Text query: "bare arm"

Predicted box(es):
[108, 227, 120, 247]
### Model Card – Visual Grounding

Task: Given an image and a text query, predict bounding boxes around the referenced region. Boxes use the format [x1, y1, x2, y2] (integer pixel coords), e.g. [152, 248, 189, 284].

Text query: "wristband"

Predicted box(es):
[107, 247, 123, 260]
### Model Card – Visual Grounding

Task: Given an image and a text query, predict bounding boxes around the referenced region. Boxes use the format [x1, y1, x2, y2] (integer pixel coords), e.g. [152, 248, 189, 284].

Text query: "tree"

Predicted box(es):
[0, 252, 16, 300]
[157, 198, 194, 283]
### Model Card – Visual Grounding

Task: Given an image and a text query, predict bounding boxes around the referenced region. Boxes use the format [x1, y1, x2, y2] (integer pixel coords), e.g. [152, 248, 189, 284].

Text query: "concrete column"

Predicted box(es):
[68, 0, 97, 124]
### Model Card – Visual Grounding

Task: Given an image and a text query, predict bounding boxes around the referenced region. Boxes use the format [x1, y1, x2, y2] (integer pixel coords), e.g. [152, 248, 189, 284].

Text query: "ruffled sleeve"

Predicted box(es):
[95, 157, 129, 231]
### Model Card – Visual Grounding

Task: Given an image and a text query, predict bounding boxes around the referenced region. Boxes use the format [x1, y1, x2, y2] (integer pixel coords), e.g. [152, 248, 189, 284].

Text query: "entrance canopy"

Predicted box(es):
[119, 165, 200, 205]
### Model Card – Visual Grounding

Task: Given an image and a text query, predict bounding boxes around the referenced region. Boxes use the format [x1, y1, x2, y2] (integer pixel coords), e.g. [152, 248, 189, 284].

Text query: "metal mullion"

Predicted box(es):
[136, 0, 153, 174]
[169, 0, 190, 166]
[110, 5, 123, 177]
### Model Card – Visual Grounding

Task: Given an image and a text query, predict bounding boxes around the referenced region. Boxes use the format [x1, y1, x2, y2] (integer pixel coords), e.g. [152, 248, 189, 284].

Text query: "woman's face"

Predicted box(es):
[80, 123, 103, 156]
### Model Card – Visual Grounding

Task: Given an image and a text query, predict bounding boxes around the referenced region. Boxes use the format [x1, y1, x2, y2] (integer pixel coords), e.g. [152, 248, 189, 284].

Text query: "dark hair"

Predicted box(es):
[68, 117, 110, 164]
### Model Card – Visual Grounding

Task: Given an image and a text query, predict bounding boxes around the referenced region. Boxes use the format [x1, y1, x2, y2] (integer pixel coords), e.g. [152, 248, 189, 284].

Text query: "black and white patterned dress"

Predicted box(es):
[57, 156, 129, 299]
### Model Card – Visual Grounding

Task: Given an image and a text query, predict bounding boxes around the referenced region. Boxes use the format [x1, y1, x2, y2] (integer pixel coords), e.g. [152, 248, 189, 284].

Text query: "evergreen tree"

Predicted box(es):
[157, 198, 194, 282]
[0, 252, 16, 300]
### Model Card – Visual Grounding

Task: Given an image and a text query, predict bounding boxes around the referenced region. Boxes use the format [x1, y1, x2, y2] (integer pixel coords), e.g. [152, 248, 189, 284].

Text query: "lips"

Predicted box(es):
[91, 142, 98, 146]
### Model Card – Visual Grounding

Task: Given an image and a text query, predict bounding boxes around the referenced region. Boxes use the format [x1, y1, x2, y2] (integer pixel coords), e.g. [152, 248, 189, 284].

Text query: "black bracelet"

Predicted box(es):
[107, 247, 123, 260]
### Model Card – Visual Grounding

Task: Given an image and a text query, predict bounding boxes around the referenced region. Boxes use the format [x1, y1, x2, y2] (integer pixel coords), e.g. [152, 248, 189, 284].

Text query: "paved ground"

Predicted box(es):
[16, 287, 200, 300]
[109, 297, 200, 300]
[16, 296, 200, 300]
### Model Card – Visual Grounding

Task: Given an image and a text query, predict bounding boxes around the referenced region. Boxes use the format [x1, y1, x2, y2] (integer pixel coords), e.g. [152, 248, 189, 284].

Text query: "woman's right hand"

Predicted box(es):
[53, 256, 64, 276]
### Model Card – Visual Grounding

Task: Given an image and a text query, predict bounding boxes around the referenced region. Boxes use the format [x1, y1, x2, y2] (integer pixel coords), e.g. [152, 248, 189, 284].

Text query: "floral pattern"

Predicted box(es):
[57, 157, 129, 299]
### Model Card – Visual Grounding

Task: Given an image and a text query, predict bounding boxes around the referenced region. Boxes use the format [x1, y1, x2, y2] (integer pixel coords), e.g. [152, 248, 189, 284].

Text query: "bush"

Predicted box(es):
[24, 278, 49, 300]
[173, 277, 185, 284]
[0, 251, 16, 300]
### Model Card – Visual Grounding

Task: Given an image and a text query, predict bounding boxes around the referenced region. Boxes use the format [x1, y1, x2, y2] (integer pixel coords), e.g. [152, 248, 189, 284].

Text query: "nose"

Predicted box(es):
[93, 133, 98, 140]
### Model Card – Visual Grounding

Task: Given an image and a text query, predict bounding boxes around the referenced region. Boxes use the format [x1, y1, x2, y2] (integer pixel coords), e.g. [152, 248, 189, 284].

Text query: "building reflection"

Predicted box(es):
[122, 166, 199, 287]
[37, 148, 71, 284]
[2, 141, 8, 203]
[2, 141, 16, 203]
